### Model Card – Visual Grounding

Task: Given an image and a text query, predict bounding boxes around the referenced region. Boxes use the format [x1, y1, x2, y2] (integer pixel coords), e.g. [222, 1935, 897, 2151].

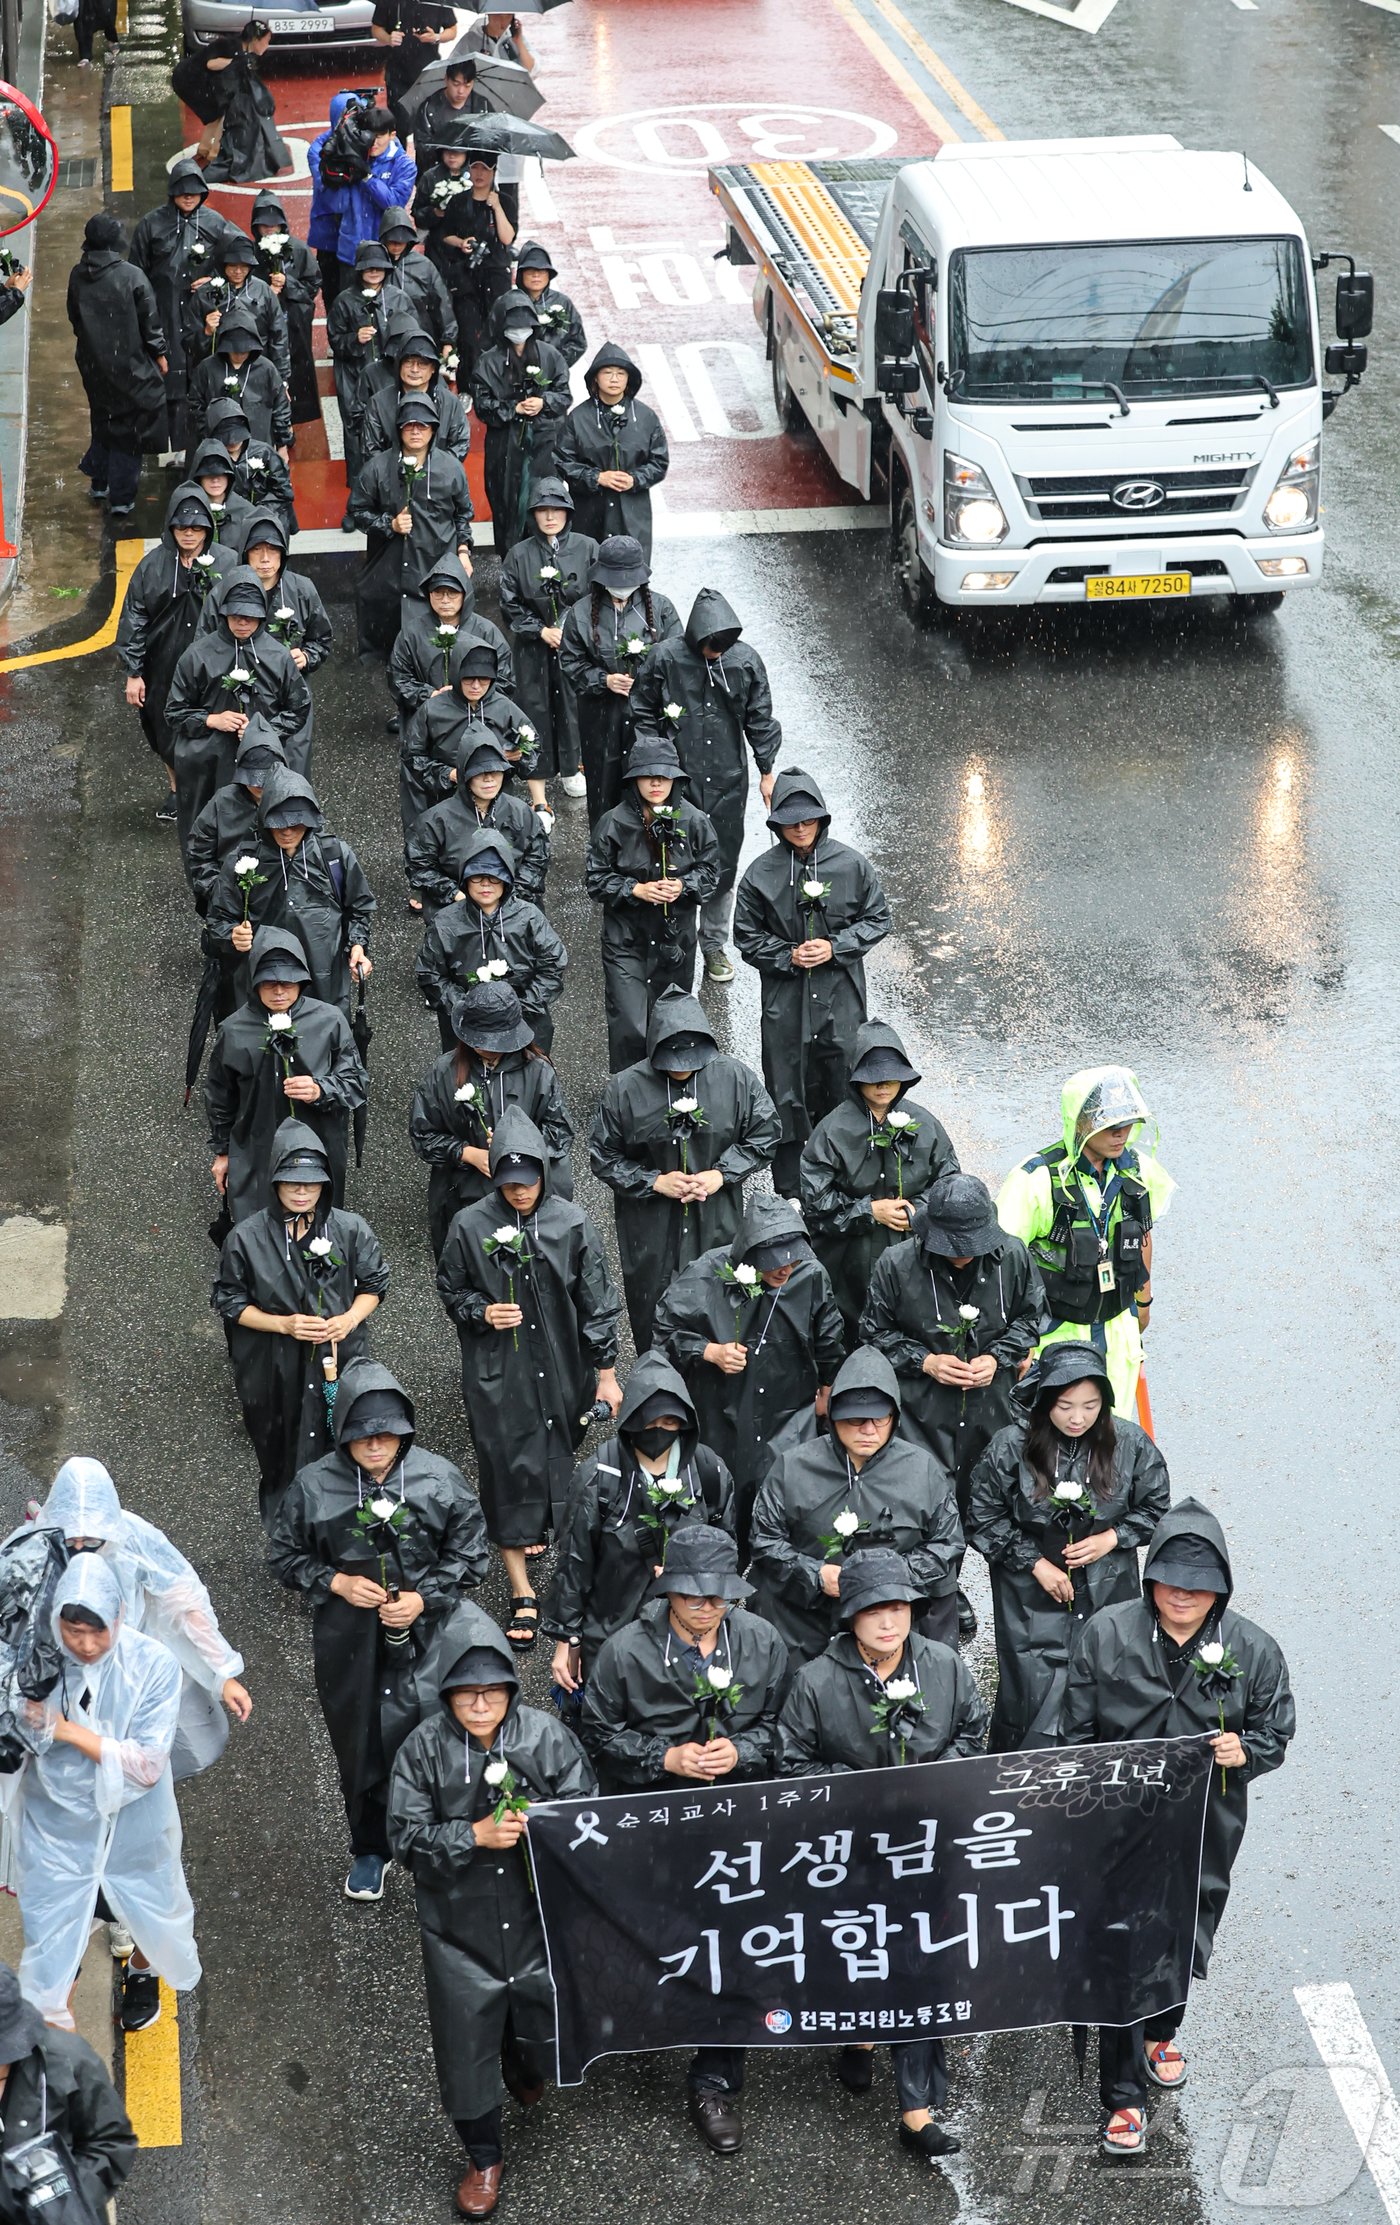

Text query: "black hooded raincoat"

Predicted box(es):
[116, 483, 235, 767]
[583, 782, 722, 1071]
[552, 343, 670, 556]
[581, 1596, 790, 1794]
[436, 1108, 620, 1545]
[496, 518, 598, 777]
[409, 1040, 574, 1257]
[750, 1347, 963, 1662]
[206, 768, 376, 1017]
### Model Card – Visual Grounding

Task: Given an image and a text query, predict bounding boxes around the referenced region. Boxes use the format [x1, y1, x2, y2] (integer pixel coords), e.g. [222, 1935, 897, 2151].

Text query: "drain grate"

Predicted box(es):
[57, 156, 98, 189]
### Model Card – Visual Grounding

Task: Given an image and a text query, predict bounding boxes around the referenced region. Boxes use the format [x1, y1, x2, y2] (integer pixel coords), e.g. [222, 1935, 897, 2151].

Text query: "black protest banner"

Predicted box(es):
[528, 1738, 1213, 2082]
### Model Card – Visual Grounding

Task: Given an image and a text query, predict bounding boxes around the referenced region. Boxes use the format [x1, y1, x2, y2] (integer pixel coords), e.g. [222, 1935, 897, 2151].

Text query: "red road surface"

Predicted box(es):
[186, 0, 938, 530]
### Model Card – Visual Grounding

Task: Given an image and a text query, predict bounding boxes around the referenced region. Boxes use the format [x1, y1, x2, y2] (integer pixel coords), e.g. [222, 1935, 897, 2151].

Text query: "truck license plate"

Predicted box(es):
[1085, 572, 1192, 600]
[269, 12, 331, 27]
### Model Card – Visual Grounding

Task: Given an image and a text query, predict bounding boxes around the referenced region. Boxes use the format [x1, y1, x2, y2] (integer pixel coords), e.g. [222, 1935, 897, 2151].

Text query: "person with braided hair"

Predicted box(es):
[556, 537, 680, 824]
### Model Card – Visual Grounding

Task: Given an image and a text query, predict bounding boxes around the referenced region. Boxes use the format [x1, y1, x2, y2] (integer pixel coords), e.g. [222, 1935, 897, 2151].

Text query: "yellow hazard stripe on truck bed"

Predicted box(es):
[744, 161, 869, 317]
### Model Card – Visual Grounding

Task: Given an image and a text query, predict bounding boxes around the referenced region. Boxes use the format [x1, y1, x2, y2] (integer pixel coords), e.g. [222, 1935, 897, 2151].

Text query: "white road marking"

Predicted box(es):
[0, 1218, 67, 1320]
[1295, 1982, 1400, 2223]
[1380, 124, 1400, 144]
[321, 392, 344, 463]
[996, 0, 1120, 29]
[1361, 0, 1400, 14]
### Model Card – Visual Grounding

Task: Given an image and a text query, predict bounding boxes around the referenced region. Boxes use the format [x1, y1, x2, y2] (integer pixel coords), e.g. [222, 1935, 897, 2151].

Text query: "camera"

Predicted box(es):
[319, 91, 380, 187]
[5, 2133, 79, 2212]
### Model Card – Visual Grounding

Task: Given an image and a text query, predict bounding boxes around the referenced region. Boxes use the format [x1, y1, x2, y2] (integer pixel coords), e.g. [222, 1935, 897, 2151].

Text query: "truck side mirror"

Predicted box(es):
[877, 361, 920, 397]
[1335, 270, 1374, 340]
[1324, 342, 1368, 377]
[874, 289, 914, 358]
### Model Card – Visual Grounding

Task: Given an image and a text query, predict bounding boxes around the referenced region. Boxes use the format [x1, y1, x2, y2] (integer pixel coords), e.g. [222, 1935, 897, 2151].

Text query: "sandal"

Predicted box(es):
[523, 1539, 549, 1560]
[405, 895, 423, 916]
[1144, 2041, 1187, 2088]
[1102, 2107, 1145, 2157]
[506, 1596, 539, 1651]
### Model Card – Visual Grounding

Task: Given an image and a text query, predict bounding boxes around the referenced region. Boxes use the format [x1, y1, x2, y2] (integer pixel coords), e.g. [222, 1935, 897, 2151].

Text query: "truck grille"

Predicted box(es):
[1016, 466, 1254, 522]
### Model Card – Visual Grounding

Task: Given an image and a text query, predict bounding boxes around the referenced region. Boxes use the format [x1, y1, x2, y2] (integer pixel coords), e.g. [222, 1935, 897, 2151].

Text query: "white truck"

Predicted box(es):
[711, 135, 1372, 617]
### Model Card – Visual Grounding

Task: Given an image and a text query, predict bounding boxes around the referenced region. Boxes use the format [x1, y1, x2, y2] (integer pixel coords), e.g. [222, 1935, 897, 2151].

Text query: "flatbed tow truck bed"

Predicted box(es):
[711, 157, 901, 388]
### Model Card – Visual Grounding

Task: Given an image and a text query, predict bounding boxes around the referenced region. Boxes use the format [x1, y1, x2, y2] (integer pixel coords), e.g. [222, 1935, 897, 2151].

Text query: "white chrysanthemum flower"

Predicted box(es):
[267, 1013, 293, 1033]
[307, 1236, 332, 1257]
[802, 877, 825, 900]
[733, 1262, 759, 1286]
[958, 1303, 980, 1322]
[1197, 1641, 1225, 1665]
[671, 1096, 698, 1116]
[234, 854, 260, 875]
[707, 1663, 732, 1690]
[1052, 1481, 1081, 1502]
[369, 1494, 396, 1521]
[884, 1678, 917, 1702]
[484, 1760, 508, 1786]
[833, 1510, 860, 1537]
[454, 1084, 477, 1103]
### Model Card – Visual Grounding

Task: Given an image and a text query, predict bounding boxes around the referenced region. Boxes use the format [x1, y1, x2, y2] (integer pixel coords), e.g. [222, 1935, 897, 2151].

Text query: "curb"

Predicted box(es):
[0, 0, 47, 607]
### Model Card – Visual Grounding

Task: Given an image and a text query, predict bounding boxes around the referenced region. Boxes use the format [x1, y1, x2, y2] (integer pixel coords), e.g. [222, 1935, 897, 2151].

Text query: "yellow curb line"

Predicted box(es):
[864, 0, 1005, 139]
[0, 538, 143, 672]
[111, 104, 134, 194]
[122, 1978, 183, 2147]
[829, 0, 962, 142]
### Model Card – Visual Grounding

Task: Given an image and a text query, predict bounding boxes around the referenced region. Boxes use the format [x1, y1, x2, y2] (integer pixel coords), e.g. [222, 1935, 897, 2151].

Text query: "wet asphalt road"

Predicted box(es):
[2, 0, 1400, 2218]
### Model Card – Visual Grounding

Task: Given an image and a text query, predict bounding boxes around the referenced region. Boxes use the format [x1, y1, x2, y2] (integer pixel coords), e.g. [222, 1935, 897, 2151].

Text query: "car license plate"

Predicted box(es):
[1085, 572, 1192, 600]
[269, 12, 331, 27]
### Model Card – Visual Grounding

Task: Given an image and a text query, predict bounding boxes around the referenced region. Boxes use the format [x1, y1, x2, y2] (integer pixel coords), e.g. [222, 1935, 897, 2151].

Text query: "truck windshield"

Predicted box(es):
[948, 236, 1313, 401]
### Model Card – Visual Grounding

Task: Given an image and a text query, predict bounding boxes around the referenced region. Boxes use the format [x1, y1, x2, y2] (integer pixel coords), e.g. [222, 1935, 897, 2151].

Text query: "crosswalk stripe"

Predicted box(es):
[1296, 1982, 1400, 2223]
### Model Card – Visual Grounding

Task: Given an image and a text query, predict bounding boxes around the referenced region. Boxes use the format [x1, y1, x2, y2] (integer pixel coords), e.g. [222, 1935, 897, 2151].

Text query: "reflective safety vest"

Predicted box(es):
[1024, 1143, 1152, 1326]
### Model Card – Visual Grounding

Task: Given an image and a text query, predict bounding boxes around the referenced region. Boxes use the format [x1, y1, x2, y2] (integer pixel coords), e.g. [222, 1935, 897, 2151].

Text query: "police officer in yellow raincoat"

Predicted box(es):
[995, 1068, 1173, 1414]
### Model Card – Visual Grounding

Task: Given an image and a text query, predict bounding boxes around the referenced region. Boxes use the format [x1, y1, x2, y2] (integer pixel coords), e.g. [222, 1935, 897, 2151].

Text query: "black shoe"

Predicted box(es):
[155, 800, 178, 825]
[899, 2120, 961, 2162]
[108, 503, 135, 519]
[957, 1587, 978, 1640]
[340, 512, 358, 533]
[687, 2087, 742, 2154]
[385, 714, 400, 733]
[120, 1967, 161, 2032]
[835, 2045, 874, 2092]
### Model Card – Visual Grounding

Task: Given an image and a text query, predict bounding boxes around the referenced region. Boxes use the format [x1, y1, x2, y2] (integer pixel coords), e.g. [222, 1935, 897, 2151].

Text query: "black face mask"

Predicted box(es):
[629, 1424, 681, 1461]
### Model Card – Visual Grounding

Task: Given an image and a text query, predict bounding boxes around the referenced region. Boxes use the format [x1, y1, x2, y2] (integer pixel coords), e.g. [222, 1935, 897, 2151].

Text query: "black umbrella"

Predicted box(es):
[423, 112, 575, 162]
[400, 51, 543, 125]
[351, 974, 373, 1167]
[184, 932, 223, 1108]
[506, 0, 572, 13]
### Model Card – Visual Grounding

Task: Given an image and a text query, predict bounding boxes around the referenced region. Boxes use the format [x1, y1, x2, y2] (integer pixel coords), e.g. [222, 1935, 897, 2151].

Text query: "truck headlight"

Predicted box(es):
[943, 451, 1008, 544]
[1263, 438, 1319, 533]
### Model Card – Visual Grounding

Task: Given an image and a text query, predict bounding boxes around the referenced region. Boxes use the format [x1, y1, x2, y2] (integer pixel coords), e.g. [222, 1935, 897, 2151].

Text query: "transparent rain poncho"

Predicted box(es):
[6, 1556, 200, 2024]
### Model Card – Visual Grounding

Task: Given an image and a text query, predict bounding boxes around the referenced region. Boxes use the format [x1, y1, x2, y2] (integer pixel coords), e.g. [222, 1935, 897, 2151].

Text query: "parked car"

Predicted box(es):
[182, 0, 378, 58]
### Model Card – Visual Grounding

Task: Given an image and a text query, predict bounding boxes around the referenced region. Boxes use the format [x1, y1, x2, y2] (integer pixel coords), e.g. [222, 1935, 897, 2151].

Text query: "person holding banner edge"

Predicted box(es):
[579, 1524, 790, 2155]
[1060, 1499, 1294, 2155]
[776, 1548, 987, 2164]
[387, 1625, 595, 2219]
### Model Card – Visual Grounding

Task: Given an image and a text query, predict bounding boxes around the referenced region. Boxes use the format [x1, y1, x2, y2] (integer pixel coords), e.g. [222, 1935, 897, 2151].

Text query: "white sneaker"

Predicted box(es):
[559, 772, 587, 800]
[108, 1922, 135, 1959]
[535, 808, 555, 835]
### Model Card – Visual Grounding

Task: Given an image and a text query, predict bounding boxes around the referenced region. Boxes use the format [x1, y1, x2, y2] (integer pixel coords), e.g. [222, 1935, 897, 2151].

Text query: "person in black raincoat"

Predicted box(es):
[200, 401, 295, 537]
[206, 925, 367, 1223]
[409, 980, 574, 1258]
[360, 319, 471, 463]
[436, 1107, 621, 1649]
[386, 1626, 595, 2220]
[187, 716, 286, 916]
[416, 144, 515, 379]
[588, 982, 778, 1348]
[379, 205, 455, 355]
[969, 1340, 1169, 1752]
[251, 187, 321, 425]
[800, 1019, 961, 1344]
[404, 638, 544, 862]
[653, 1192, 845, 1538]
[165, 566, 312, 860]
[859, 1173, 1046, 1536]
[631, 586, 782, 982]
[415, 828, 566, 1052]
[185, 436, 254, 547]
[202, 21, 292, 185]
[751, 1346, 962, 1660]
[580, 1524, 789, 2155]
[542, 1354, 736, 1689]
[777, 1549, 986, 2163]
[389, 557, 512, 849]
[182, 230, 290, 387]
[734, 767, 892, 1196]
[497, 477, 597, 788]
[269, 1357, 489, 1900]
[212, 1120, 389, 1516]
[189, 327, 291, 458]
[1061, 1500, 1294, 2154]
[128, 159, 239, 459]
[584, 735, 723, 1072]
[472, 292, 572, 553]
[234, 507, 332, 675]
[557, 536, 682, 825]
[407, 728, 547, 912]
[553, 341, 670, 558]
[487, 240, 586, 367]
[352, 393, 475, 654]
[328, 240, 404, 484]
[67, 213, 168, 517]
[207, 764, 375, 1018]
[0, 1968, 136, 2219]
[117, 482, 235, 806]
